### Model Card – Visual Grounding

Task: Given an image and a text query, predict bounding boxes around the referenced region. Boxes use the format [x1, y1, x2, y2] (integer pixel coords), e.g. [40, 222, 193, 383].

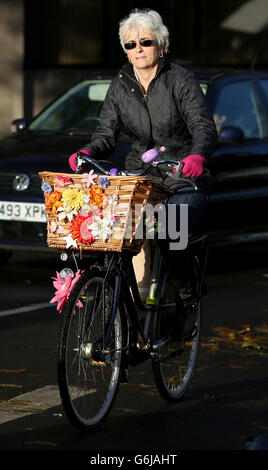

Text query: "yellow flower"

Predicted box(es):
[61, 188, 84, 210]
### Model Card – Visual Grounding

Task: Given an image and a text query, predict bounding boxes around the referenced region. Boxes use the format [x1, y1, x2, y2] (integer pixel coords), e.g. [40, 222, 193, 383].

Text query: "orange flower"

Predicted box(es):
[45, 191, 63, 214]
[70, 214, 95, 244]
[88, 185, 104, 208]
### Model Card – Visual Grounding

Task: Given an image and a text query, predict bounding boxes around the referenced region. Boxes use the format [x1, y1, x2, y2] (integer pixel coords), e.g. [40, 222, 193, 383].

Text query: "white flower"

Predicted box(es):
[107, 195, 118, 206]
[63, 234, 78, 248]
[91, 218, 113, 242]
[57, 205, 78, 222]
[83, 194, 90, 203]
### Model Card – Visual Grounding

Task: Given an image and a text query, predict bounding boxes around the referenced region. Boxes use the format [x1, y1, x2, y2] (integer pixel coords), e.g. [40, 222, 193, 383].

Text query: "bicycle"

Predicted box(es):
[56, 152, 209, 432]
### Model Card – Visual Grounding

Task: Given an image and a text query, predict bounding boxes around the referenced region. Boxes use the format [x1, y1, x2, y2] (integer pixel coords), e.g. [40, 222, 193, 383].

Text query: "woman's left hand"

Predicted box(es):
[181, 154, 205, 178]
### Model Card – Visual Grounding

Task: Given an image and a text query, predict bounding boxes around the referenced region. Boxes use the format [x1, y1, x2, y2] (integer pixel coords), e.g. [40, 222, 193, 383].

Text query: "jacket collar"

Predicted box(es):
[119, 56, 168, 81]
[118, 56, 168, 101]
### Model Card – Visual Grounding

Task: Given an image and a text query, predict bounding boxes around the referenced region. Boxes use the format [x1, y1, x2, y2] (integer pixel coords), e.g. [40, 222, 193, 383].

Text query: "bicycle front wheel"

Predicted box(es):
[57, 270, 124, 431]
[151, 261, 201, 402]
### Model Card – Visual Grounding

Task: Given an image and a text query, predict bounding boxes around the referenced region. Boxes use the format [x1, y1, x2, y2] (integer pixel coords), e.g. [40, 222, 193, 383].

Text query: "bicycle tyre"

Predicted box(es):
[151, 257, 201, 402]
[57, 269, 124, 431]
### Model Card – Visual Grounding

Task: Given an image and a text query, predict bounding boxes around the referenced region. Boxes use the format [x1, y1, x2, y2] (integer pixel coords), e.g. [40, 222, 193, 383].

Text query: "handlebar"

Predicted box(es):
[75, 151, 146, 177]
[75, 151, 197, 189]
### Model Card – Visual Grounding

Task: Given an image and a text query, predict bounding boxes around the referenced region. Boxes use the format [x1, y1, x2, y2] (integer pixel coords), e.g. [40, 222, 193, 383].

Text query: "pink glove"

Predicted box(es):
[69, 149, 90, 172]
[181, 154, 205, 178]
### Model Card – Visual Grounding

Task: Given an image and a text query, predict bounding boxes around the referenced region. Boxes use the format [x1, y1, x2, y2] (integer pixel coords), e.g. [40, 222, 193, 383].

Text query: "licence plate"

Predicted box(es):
[0, 201, 46, 222]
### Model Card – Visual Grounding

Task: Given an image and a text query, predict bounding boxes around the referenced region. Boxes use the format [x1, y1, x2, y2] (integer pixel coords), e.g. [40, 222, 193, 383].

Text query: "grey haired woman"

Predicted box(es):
[69, 8, 218, 336]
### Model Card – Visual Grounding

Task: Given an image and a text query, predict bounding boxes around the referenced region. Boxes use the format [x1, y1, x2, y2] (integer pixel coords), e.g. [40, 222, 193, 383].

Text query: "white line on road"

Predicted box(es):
[0, 302, 56, 318]
[0, 384, 96, 425]
[0, 385, 61, 424]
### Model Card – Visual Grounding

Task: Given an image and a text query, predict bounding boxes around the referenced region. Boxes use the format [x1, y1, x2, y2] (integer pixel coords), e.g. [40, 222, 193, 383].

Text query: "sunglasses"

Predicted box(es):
[124, 39, 157, 50]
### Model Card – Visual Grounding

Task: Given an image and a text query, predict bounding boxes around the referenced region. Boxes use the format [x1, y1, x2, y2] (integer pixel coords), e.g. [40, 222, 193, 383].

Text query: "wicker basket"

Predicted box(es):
[39, 171, 171, 254]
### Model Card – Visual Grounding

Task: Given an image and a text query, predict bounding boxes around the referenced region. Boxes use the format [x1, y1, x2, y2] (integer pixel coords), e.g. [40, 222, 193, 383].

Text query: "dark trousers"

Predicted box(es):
[157, 189, 208, 300]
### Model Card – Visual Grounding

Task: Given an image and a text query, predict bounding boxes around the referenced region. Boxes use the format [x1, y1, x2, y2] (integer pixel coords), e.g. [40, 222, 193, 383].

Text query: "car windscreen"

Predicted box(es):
[28, 80, 111, 134]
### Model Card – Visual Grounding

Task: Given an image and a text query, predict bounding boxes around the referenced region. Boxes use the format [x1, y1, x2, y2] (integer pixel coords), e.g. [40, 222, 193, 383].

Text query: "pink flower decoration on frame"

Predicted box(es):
[50, 269, 84, 313]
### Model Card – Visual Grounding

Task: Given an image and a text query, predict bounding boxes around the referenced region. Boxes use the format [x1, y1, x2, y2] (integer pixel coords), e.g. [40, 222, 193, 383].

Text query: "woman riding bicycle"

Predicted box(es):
[68, 8, 218, 336]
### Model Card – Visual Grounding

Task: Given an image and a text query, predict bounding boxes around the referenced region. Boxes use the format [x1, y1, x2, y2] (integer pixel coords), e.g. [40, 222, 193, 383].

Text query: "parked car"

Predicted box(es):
[1, 69, 268, 262]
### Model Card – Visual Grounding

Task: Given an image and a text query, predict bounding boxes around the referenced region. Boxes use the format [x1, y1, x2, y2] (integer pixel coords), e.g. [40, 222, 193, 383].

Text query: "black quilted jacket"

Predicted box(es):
[83, 57, 218, 191]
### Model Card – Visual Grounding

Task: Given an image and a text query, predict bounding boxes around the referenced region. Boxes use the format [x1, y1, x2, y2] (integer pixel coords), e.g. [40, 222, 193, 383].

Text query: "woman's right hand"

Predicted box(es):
[68, 149, 90, 171]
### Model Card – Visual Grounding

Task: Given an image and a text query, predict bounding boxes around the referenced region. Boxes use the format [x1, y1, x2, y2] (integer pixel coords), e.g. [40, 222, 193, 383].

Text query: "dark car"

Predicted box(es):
[1, 69, 268, 262]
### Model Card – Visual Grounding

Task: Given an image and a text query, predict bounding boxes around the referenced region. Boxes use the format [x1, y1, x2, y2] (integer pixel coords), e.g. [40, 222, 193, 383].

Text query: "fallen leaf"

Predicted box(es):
[227, 363, 247, 369]
[13, 407, 44, 414]
[203, 392, 216, 400]
[0, 384, 23, 388]
[200, 341, 219, 351]
[116, 408, 138, 414]
[255, 324, 268, 334]
[0, 400, 32, 405]
[24, 440, 58, 447]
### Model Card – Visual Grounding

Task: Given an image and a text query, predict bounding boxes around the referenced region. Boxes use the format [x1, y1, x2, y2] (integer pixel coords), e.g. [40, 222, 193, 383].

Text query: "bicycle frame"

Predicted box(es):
[87, 231, 208, 368]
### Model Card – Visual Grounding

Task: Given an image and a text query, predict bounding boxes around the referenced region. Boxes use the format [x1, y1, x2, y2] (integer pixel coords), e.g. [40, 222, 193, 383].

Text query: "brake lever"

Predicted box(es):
[75, 151, 110, 175]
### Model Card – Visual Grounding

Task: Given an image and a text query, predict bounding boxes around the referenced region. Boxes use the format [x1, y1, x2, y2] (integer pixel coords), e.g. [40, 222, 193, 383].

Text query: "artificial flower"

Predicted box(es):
[50, 269, 83, 313]
[57, 205, 78, 222]
[50, 220, 57, 233]
[87, 185, 104, 208]
[61, 188, 84, 211]
[45, 191, 63, 214]
[70, 214, 94, 244]
[79, 215, 95, 243]
[80, 204, 93, 216]
[107, 194, 118, 206]
[55, 175, 73, 187]
[81, 170, 98, 188]
[83, 193, 90, 204]
[144, 215, 161, 234]
[98, 176, 110, 188]
[90, 217, 113, 242]
[41, 182, 52, 194]
[111, 214, 120, 223]
[63, 233, 78, 248]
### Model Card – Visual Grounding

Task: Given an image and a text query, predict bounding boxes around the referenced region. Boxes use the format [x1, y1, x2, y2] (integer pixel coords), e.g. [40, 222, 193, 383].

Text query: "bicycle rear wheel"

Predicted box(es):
[57, 269, 124, 431]
[151, 258, 201, 402]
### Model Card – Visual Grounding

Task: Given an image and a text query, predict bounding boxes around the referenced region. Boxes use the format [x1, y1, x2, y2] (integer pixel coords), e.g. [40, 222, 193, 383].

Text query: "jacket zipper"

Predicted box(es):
[123, 71, 153, 144]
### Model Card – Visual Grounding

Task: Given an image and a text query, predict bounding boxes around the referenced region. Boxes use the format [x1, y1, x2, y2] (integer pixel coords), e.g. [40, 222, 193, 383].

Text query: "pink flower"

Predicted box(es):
[81, 170, 98, 188]
[50, 269, 84, 313]
[50, 220, 57, 233]
[56, 175, 73, 186]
